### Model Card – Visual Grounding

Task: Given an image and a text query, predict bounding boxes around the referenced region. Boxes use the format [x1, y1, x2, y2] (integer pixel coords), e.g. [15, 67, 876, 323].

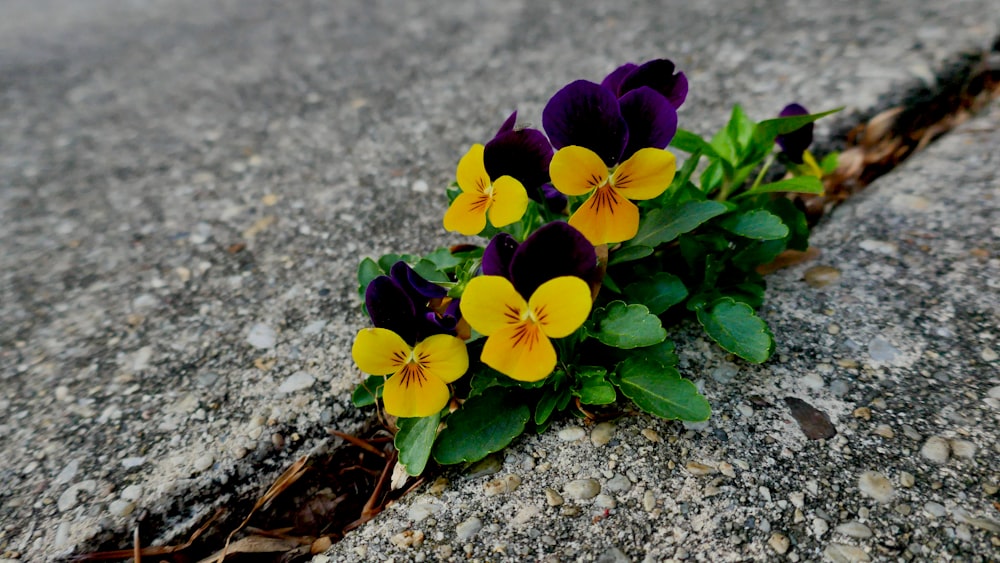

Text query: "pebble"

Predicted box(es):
[606, 474, 632, 493]
[868, 336, 899, 363]
[685, 461, 717, 476]
[193, 454, 214, 473]
[953, 508, 1000, 533]
[955, 525, 972, 542]
[594, 494, 616, 509]
[302, 320, 327, 335]
[54, 460, 80, 485]
[641, 428, 661, 443]
[858, 471, 894, 503]
[710, 362, 739, 383]
[718, 462, 736, 478]
[121, 456, 146, 469]
[278, 371, 315, 393]
[246, 323, 277, 349]
[544, 488, 564, 506]
[830, 380, 850, 397]
[801, 372, 825, 390]
[768, 533, 790, 554]
[407, 501, 441, 522]
[483, 474, 521, 496]
[788, 492, 805, 509]
[58, 480, 97, 512]
[53, 521, 71, 548]
[590, 422, 615, 446]
[803, 265, 841, 288]
[923, 501, 946, 518]
[467, 455, 501, 477]
[390, 530, 424, 548]
[597, 547, 630, 563]
[949, 438, 976, 459]
[512, 505, 539, 525]
[411, 179, 429, 193]
[901, 424, 922, 441]
[921, 436, 950, 464]
[859, 239, 897, 255]
[812, 517, 829, 537]
[736, 404, 754, 418]
[836, 521, 873, 539]
[899, 471, 915, 488]
[642, 491, 656, 512]
[455, 517, 482, 541]
[824, 543, 871, 562]
[558, 427, 586, 441]
[873, 424, 894, 439]
[121, 485, 143, 501]
[987, 385, 1000, 400]
[563, 479, 601, 500]
[108, 500, 135, 517]
[982, 347, 998, 362]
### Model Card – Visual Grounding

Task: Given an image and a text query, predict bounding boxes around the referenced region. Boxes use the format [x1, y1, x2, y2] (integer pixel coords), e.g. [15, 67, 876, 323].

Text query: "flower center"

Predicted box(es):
[397, 356, 429, 389]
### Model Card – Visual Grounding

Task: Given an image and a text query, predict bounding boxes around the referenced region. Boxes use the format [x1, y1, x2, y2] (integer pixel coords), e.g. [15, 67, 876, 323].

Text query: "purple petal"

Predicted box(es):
[482, 233, 519, 280]
[618, 59, 688, 109]
[542, 80, 628, 166]
[496, 111, 517, 136]
[365, 276, 418, 344]
[618, 86, 679, 161]
[484, 127, 553, 193]
[510, 222, 597, 298]
[541, 183, 568, 214]
[600, 63, 637, 94]
[776, 103, 813, 164]
[390, 261, 447, 302]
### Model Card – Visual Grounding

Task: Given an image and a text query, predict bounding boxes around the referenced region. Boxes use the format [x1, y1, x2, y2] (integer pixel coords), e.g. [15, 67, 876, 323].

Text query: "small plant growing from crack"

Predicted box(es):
[350, 58, 841, 475]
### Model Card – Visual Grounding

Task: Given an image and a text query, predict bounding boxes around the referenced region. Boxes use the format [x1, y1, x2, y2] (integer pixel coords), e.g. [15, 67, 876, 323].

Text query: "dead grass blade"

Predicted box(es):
[72, 508, 223, 561]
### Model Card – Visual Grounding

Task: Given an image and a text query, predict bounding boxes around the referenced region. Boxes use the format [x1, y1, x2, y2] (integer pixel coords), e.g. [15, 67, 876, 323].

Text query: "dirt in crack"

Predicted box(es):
[72, 36, 1000, 563]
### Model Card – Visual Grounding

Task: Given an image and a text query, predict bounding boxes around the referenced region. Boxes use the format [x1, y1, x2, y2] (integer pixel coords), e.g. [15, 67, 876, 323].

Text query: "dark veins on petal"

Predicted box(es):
[542, 80, 628, 166]
[509, 222, 597, 298]
[618, 86, 679, 161]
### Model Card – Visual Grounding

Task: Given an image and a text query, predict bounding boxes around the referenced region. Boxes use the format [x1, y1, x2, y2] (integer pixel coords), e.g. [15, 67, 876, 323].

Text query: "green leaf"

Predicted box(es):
[357, 258, 383, 302]
[535, 385, 568, 426]
[395, 413, 440, 476]
[732, 239, 787, 271]
[424, 247, 463, 270]
[641, 339, 679, 367]
[352, 375, 385, 407]
[612, 357, 710, 421]
[469, 364, 544, 397]
[624, 200, 729, 249]
[572, 366, 616, 405]
[696, 297, 774, 363]
[752, 107, 843, 144]
[412, 259, 450, 283]
[623, 273, 689, 315]
[432, 390, 530, 465]
[589, 301, 667, 349]
[820, 151, 840, 175]
[736, 176, 824, 199]
[726, 105, 755, 157]
[709, 127, 737, 164]
[699, 159, 725, 193]
[718, 210, 789, 240]
[670, 129, 721, 159]
[764, 198, 809, 251]
[608, 245, 653, 266]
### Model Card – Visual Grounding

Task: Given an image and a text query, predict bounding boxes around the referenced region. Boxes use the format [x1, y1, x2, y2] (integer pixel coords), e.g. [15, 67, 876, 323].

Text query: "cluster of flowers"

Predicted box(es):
[351, 60, 689, 419]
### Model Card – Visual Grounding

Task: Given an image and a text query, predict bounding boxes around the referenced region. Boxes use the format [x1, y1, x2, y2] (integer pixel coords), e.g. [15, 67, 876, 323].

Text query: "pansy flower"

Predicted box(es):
[444, 112, 556, 236]
[600, 59, 689, 110]
[462, 223, 596, 382]
[352, 262, 468, 418]
[775, 103, 822, 176]
[543, 80, 678, 245]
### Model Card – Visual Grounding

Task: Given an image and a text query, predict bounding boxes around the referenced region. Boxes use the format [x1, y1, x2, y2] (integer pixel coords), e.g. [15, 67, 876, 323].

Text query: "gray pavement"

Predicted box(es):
[0, 1, 997, 561]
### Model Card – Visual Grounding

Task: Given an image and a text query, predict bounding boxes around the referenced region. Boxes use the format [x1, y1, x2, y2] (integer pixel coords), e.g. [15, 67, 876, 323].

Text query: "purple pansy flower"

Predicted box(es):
[483, 111, 561, 209]
[775, 103, 814, 164]
[367, 261, 459, 344]
[482, 222, 598, 299]
[600, 59, 689, 111]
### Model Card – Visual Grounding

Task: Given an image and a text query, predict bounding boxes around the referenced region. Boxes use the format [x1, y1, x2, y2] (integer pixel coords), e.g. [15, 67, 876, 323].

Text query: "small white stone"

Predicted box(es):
[812, 517, 829, 537]
[859, 239, 897, 255]
[899, 471, 915, 488]
[981, 347, 998, 362]
[594, 494, 616, 509]
[858, 471, 894, 503]
[923, 501, 946, 518]
[108, 500, 135, 517]
[121, 485, 143, 501]
[987, 385, 1000, 400]
[563, 479, 601, 500]
[789, 491, 805, 508]
[949, 439, 976, 459]
[278, 371, 315, 393]
[836, 521, 873, 539]
[411, 180, 429, 193]
[590, 422, 615, 446]
[301, 320, 327, 335]
[58, 480, 97, 512]
[557, 427, 586, 441]
[53, 521, 71, 548]
[801, 372, 825, 390]
[407, 501, 440, 522]
[54, 460, 80, 485]
[121, 457, 146, 468]
[921, 436, 950, 464]
[544, 488, 564, 507]
[193, 454, 214, 473]
[642, 490, 656, 512]
[768, 533, 790, 555]
[455, 517, 482, 541]
[246, 323, 277, 349]
[825, 543, 871, 562]
[512, 505, 539, 525]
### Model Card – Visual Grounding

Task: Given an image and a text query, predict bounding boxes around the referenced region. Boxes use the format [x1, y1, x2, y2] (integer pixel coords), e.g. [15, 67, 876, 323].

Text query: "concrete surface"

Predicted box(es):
[0, 0, 996, 561]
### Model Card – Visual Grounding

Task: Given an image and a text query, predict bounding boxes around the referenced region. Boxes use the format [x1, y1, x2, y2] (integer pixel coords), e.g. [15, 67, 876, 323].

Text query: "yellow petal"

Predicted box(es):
[460, 276, 526, 336]
[549, 146, 608, 196]
[443, 192, 489, 235]
[413, 334, 469, 384]
[529, 276, 593, 338]
[611, 148, 676, 200]
[568, 186, 640, 245]
[352, 328, 411, 375]
[486, 175, 529, 227]
[481, 322, 556, 382]
[456, 144, 490, 194]
[382, 364, 451, 418]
